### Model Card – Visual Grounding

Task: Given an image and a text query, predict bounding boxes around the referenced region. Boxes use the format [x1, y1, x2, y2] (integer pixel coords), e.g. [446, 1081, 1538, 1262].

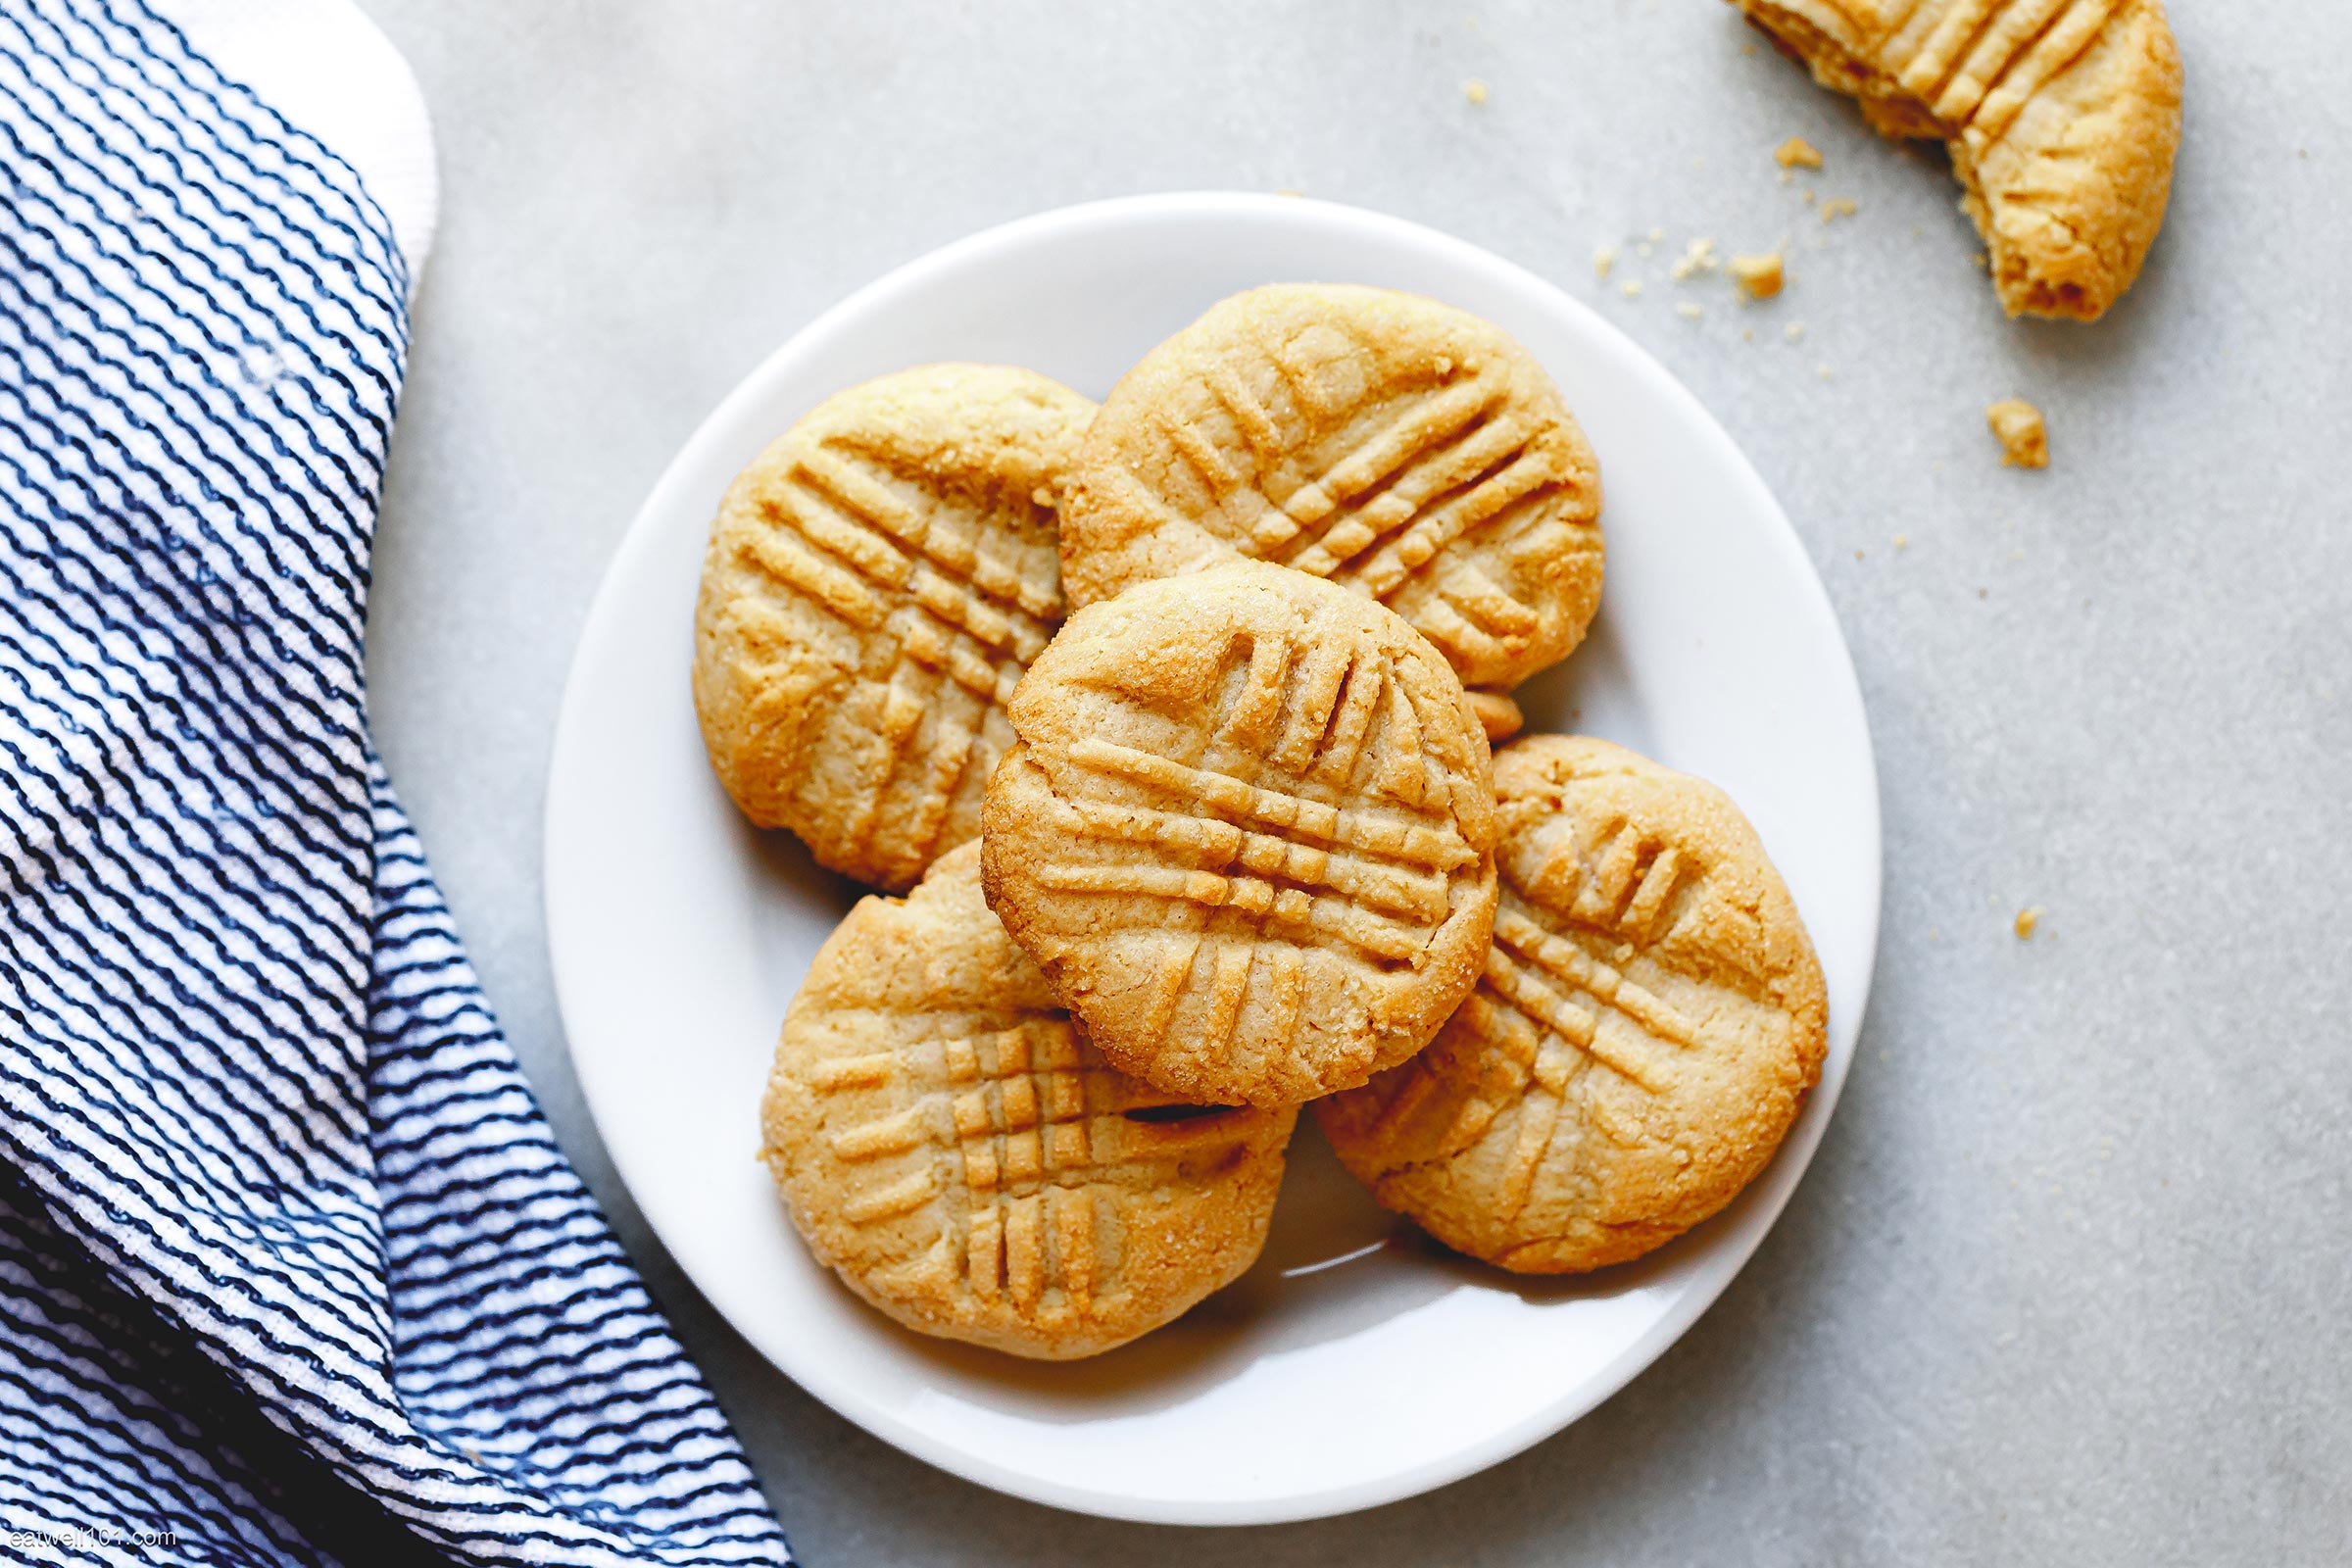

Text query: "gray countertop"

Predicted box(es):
[353, 2, 2350, 1562]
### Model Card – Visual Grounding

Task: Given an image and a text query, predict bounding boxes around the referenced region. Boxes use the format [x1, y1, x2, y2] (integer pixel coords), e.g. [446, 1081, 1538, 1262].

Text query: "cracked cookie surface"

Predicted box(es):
[695, 364, 1095, 890]
[1316, 735, 1826, 1273]
[1733, 0, 2180, 319]
[1058, 284, 1604, 690]
[761, 843, 1295, 1359]
[982, 562, 1498, 1108]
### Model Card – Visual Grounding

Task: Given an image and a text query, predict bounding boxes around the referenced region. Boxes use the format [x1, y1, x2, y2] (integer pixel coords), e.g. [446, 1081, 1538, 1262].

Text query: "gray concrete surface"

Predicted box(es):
[352, 2, 2351, 1562]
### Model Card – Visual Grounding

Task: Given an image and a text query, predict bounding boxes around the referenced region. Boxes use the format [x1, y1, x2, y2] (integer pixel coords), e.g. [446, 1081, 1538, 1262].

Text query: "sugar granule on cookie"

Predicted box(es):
[981, 562, 1499, 1109]
[761, 844, 1296, 1359]
[1731, 250, 1786, 300]
[1775, 134, 1825, 169]
[693, 364, 1094, 891]
[1986, 399, 2049, 468]
[1728, 0, 2181, 320]
[1059, 283, 1606, 690]
[1317, 735, 1829, 1274]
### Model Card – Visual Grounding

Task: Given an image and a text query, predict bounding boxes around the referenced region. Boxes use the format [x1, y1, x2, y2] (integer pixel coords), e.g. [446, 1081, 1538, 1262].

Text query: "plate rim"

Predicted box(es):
[543, 190, 1883, 1526]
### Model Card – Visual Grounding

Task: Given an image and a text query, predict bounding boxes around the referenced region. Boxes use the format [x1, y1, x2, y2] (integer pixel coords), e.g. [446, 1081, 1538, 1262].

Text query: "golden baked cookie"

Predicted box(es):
[1316, 735, 1827, 1273]
[1732, 0, 2180, 319]
[981, 561, 1499, 1108]
[760, 842, 1296, 1359]
[694, 365, 1095, 890]
[1058, 284, 1604, 690]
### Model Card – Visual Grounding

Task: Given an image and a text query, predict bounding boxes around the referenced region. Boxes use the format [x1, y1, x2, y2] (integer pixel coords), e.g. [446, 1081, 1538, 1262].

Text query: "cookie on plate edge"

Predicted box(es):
[1318, 735, 1827, 1273]
[695, 364, 1094, 890]
[761, 843, 1296, 1359]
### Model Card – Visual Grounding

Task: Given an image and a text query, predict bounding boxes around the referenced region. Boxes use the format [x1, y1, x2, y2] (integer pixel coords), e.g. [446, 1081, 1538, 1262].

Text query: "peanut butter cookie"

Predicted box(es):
[1317, 735, 1827, 1273]
[695, 365, 1094, 890]
[1059, 284, 1604, 690]
[981, 561, 1499, 1108]
[761, 842, 1296, 1359]
[1733, 0, 2181, 319]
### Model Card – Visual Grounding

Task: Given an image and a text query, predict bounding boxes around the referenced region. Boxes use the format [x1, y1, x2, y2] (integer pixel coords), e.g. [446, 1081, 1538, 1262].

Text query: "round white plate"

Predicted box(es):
[545, 193, 1880, 1527]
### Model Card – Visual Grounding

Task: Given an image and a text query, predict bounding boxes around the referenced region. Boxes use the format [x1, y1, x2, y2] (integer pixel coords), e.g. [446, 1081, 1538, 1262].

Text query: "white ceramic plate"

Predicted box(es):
[545, 193, 1880, 1527]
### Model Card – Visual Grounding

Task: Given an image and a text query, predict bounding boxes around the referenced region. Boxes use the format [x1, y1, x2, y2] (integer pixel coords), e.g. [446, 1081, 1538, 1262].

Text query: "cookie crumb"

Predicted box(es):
[1817, 363, 1835, 380]
[1621, 279, 1643, 299]
[1463, 688, 1523, 743]
[1785, 319, 1805, 341]
[2014, 906, 2043, 940]
[1592, 245, 1617, 280]
[1801, 188, 1817, 205]
[1669, 237, 1720, 281]
[1775, 135, 1824, 170]
[1820, 196, 1858, 223]
[1275, 187, 1304, 198]
[1463, 77, 1491, 105]
[1676, 302, 1704, 320]
[1893, 532, 1910, 550]
[1648, 227, 1665, 243]
[1741, 327, 1755, 342]
[1985, 399, 2049, 468]
[1730, 250, 1785, 300]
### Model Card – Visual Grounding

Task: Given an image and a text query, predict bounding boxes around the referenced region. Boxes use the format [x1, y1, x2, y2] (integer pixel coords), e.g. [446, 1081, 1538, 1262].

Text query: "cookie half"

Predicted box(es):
[1059, 284, 1604, 690]
[694, 364, 1095, 890]
[1316, 735, 1827, 1273]
[981, 561, 1498, 1108]
[1734, 0, 2181, 319]
[762, 843, 1296, 1359]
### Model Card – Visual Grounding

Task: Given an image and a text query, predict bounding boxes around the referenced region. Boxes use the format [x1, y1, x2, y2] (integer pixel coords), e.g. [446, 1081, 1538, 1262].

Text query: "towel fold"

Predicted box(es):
[0, 2, 791, 1561]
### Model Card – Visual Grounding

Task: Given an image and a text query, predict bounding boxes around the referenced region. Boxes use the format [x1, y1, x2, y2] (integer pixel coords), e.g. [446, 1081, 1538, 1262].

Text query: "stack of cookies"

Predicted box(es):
[695, 285, 1828, 1359]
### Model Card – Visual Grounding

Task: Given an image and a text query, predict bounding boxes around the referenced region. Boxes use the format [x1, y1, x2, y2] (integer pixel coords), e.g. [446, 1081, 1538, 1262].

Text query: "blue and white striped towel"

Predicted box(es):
[0, 2, 791, 1561]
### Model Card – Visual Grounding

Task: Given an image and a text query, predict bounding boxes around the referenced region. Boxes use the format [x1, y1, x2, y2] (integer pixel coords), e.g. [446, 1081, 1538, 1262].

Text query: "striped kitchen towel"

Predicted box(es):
[0, 1, 790, 1562]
